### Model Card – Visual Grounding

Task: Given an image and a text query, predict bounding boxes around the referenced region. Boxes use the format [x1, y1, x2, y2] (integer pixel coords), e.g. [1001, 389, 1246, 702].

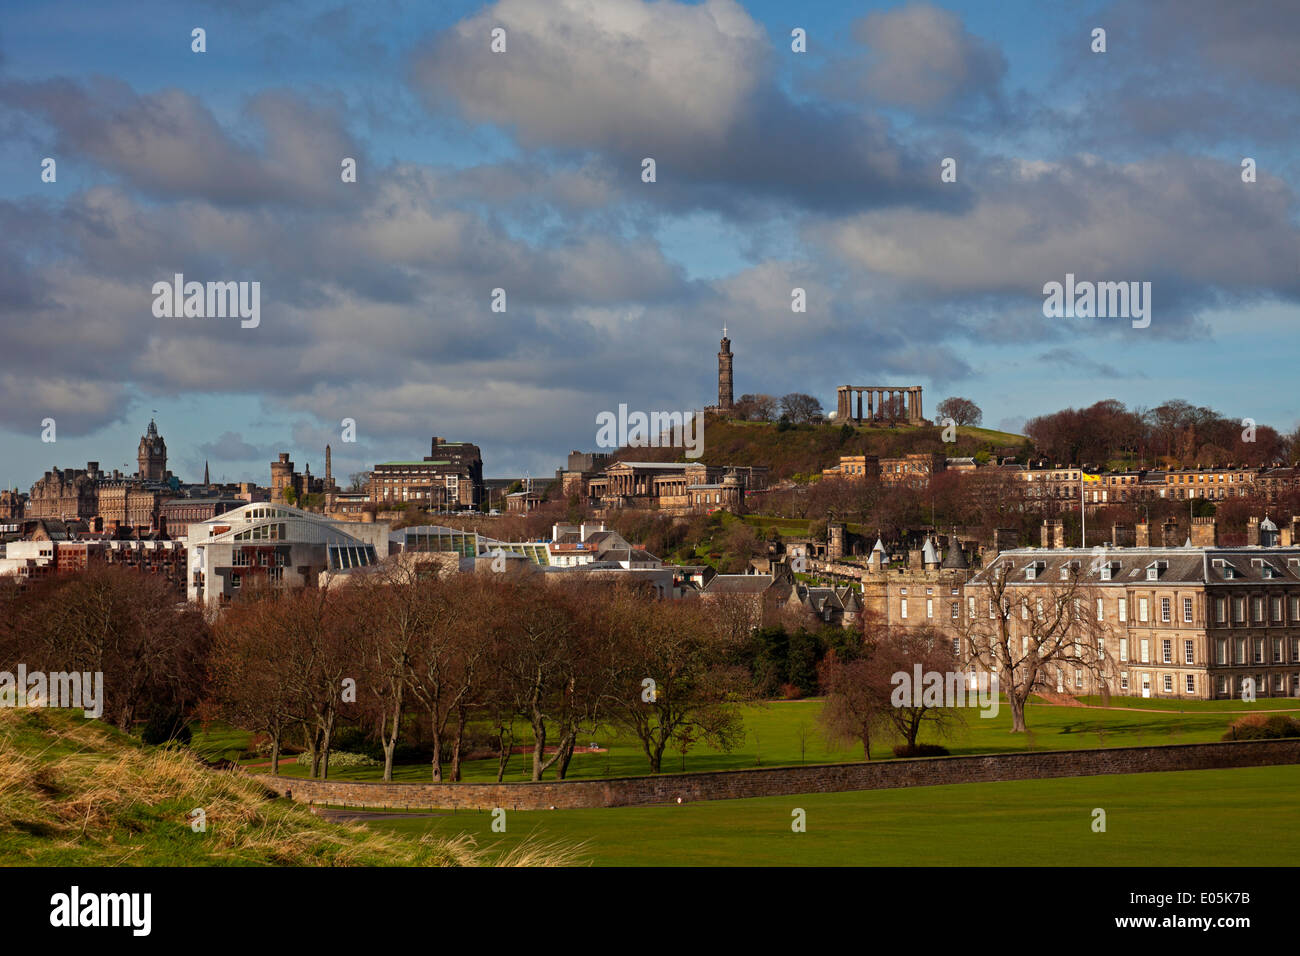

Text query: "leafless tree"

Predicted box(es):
[961, 559, 1112, 732]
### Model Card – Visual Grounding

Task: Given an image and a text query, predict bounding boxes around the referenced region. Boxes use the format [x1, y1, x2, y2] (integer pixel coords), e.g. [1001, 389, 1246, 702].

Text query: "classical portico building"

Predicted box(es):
[835, 385, 925, 424]
[585, 461, 768, 514]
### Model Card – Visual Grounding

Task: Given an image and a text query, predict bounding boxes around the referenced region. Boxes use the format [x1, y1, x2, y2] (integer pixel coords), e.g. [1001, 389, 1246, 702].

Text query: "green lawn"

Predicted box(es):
[361, 764, 1300, 865]
[213, 696, 1293, 784]
[1073, 695, 1300, 712]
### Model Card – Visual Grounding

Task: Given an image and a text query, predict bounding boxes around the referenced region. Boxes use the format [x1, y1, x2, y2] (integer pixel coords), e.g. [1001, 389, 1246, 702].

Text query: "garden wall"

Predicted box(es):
[257, 738, 1300, 810]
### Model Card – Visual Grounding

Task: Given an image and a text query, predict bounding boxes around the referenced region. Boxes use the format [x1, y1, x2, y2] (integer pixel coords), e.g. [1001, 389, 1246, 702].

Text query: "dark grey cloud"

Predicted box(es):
[0, 78, 366, 207]
[409, 0, 950, 215]
[1037, 347, 1136, 380]
[194, 431, 271, 461]
[830, 2, 1008, 114]
[1053, 0, 1300, 150]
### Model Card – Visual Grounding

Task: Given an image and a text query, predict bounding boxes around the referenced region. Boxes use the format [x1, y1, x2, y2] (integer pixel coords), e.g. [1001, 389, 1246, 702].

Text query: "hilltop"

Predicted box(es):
[611, 417, 1028, 482]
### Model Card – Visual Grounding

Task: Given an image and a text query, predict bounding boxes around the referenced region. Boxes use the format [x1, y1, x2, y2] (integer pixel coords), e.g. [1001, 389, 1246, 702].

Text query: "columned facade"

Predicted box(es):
[835, 385, 925, 425]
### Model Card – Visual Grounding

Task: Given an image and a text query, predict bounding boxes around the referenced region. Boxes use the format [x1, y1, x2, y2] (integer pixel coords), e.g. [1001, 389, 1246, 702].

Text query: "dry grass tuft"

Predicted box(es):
[0, 708, 584, 866]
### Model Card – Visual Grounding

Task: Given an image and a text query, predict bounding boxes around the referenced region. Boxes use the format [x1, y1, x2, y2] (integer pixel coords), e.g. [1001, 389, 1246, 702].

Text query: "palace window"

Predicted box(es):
[1184, 640, 1194, 665]
[1183, 597, 1193, 623]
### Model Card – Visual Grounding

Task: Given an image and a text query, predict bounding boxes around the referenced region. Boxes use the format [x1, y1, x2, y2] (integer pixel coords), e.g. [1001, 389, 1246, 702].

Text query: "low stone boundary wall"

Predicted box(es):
[258, 738, 1300, 811]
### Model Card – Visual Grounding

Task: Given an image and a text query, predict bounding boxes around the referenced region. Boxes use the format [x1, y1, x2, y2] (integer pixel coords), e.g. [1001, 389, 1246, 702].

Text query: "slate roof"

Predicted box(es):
[703, 574, 776, 594]
[972, 546, 1300, 586]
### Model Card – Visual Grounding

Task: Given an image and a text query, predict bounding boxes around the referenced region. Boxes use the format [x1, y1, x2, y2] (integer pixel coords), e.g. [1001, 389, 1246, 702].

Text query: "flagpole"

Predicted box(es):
[1080, 470, 1086, 548]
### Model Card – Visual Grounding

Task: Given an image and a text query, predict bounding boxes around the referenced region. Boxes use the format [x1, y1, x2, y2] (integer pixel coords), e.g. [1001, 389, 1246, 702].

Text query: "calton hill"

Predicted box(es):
[458, 395, 1300, 571]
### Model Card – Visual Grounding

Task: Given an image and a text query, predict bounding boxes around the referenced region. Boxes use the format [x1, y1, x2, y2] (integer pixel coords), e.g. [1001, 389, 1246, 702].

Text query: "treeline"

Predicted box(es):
[1025, 398, 1294, 469]
[0, 564, 868, 781]
[0, 566, 209, 740]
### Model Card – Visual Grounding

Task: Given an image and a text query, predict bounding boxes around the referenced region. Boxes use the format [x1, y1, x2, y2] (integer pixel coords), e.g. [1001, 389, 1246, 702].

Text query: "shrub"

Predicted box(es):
[1221, 714, 1300, 741]
[892, 743, 950, 758]
[294, 751, 380, 768]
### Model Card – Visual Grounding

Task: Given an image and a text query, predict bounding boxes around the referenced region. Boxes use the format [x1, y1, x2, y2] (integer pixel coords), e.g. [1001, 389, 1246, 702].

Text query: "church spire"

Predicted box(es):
[203, 460, 210, 485]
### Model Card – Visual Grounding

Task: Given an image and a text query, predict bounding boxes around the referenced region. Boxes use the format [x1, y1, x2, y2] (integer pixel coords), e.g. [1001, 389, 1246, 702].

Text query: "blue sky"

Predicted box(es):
[1, 0, 1298, 488]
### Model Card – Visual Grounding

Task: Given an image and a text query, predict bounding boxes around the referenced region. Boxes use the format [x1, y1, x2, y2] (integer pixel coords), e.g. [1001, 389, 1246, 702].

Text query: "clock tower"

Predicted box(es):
[137, 419, 168, 481]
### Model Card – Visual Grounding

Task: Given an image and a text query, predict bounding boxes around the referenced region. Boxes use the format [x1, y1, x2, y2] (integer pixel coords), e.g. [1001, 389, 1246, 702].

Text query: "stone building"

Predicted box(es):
[948, 515, 1300, 701]
[585, 461, 768, 514]
[367, 437, 485, 511]
[0, 489, 27, 521]
[556, 450, 613, 497]
[96, 478, 164, 533]
[27, 463, 102, 521]
[269, 453, 327, 505]
[834, 385, 925, 424]
[821, 452, 945, 487]
[860, 532, 974, 627]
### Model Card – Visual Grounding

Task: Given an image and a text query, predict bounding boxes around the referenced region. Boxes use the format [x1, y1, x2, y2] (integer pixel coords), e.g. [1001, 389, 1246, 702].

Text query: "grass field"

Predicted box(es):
[200, 695, 1300, 784]
[360, 764, 1300, 865]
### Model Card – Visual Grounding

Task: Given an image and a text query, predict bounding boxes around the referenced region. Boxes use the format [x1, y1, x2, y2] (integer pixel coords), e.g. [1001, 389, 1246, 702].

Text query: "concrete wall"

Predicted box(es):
[259, 738, 1300, 811]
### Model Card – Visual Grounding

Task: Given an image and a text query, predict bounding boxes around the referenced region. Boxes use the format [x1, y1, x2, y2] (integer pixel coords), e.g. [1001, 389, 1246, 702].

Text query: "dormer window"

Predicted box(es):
[1025, 560, 1045, 581]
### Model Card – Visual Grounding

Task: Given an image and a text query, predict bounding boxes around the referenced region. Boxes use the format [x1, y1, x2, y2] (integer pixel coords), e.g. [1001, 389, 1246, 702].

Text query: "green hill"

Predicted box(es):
[0, 708, 577, 866]
[611, 417, 1027, 482]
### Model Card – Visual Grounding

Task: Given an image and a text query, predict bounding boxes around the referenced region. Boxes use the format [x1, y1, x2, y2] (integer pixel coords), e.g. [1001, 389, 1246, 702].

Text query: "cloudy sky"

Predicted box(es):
[1, 0, 1298, 487]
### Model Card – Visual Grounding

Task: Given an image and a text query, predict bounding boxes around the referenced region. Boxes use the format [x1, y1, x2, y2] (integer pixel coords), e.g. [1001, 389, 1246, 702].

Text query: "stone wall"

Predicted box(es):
[258, 738, 1300, 811]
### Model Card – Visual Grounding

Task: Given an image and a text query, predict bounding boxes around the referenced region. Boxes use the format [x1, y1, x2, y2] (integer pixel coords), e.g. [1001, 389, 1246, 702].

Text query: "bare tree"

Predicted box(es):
[936, 396, 982, 427]
[606, 597, 747, 773]
[206, 596, 295, 772]
[817, 651, 879, 759]
[779, 392, 823, 424]
[961, 559, 1112, 733]
[867, 625, 963, 752]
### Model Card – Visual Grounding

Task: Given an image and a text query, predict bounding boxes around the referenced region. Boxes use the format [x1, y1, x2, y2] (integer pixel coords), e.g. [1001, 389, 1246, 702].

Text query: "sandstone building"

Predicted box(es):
[367, 437, 485, 511]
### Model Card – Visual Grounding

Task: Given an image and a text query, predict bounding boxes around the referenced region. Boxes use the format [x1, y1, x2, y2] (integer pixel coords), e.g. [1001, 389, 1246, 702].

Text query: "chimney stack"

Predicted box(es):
[1247, 516, 1261, 547]
[1041, 518, 1064, 549]
[1136, 520, 1150, 548]
[1191, 516, 1217, 548]
[1161, 517, 1180, 548]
